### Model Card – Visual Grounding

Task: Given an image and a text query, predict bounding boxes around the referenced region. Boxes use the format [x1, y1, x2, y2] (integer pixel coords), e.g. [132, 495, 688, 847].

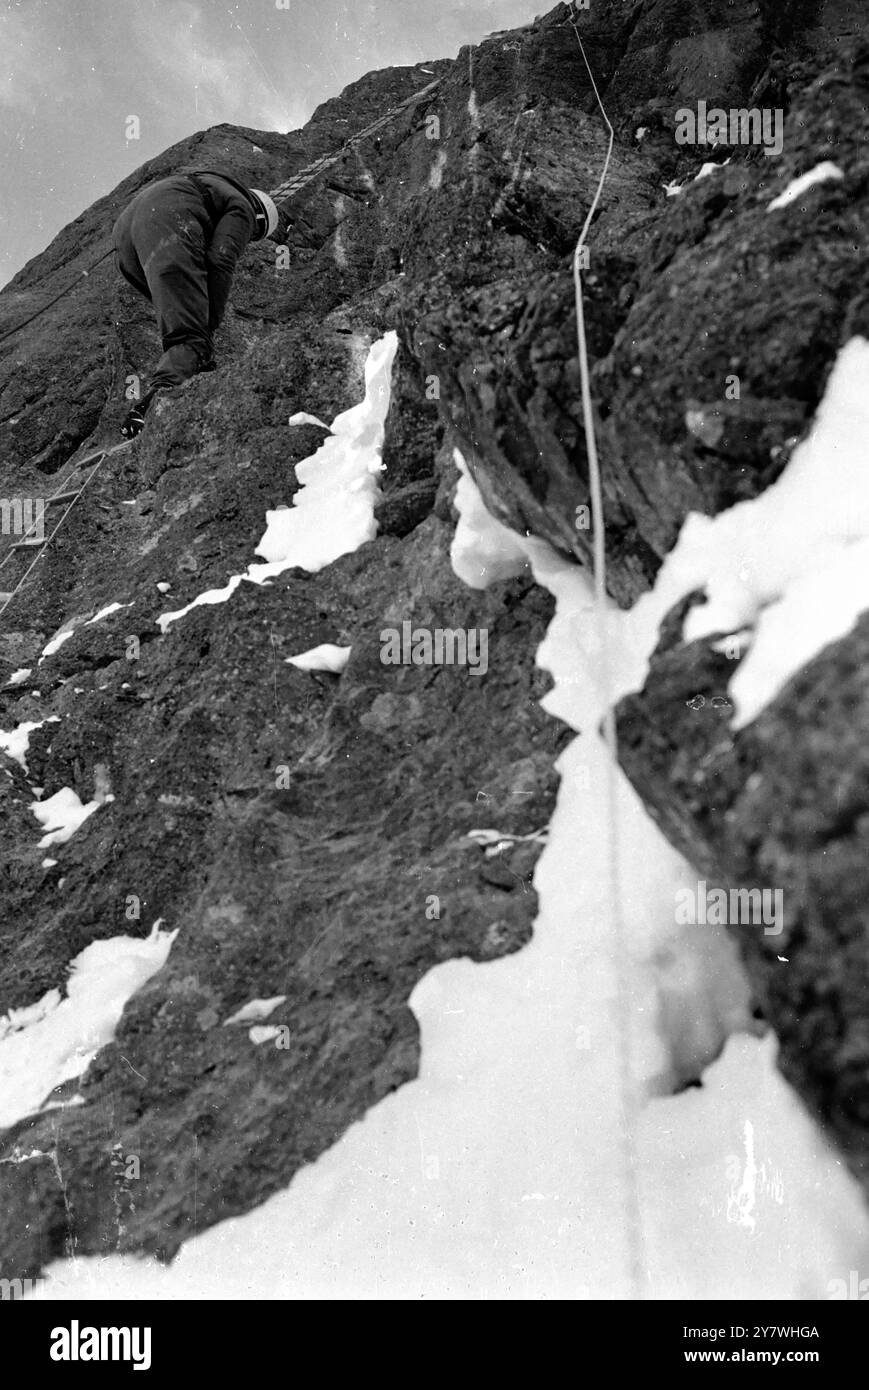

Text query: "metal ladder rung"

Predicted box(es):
[46, 489, 83, 506]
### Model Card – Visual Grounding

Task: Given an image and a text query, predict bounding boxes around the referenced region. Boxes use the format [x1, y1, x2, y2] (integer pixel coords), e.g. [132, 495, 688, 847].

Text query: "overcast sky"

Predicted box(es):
[0, 0, 546, 288]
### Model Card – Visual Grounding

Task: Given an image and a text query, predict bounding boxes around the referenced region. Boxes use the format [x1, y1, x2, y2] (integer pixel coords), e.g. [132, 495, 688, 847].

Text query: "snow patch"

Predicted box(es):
[768, 161, 844, 211]
[86, 601, 131, 626]
[288, 412, 330, 430]
[286, 644, 351, 673]
[158, 333, 397, 633]
[249, 1026, 282, 1046]
[466, 826, 547, 856]
[695, 159, 729, 180]
[39, 628, 75, 660]
[664, 161, 729, 197]
[255, 331, 396, 569]
[0, 922, 177, 1130]
[223, 997, 286, 1026]
[449, 449, 529, 588]
[0, 988, 62, 1042]
[32, 786, 111, 848]
[157, 576, 244, 634]
[0, 716, 60, 772]
[630, 336, 869, 727]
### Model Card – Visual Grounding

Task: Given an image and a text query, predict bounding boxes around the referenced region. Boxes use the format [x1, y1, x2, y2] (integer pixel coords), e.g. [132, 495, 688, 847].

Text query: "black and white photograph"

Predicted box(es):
[0, 0, 866, 1347]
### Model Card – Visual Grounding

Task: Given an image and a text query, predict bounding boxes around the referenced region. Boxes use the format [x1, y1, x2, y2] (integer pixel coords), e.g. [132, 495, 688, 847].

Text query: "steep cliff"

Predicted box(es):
[0, 0, 867, 1289]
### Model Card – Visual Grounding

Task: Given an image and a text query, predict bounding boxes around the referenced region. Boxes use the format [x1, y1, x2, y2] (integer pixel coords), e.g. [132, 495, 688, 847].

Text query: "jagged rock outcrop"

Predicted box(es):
[0, 0, 867, 1275]
[616, 606, 869, 1195]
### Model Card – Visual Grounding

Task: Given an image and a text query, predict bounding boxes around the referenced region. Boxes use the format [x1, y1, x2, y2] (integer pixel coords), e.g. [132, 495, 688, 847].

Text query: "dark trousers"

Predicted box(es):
[112, 177, 216, 404]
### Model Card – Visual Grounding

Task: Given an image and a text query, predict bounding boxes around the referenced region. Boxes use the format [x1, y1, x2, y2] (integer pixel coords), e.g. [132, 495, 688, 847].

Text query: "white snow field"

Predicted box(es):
[33, 339, 869, 1297]
[0, 922, 177, 1131]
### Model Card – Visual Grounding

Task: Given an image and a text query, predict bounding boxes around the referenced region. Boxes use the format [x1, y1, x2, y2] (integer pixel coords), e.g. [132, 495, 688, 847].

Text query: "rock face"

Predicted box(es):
[0, 0, 867, 1274]
[616, 609, 869, 1197]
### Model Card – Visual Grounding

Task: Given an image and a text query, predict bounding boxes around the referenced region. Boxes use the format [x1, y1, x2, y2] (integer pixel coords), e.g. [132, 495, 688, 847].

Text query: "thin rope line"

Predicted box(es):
[568, 5, 646, 1300]
[0, 247, 115, 348]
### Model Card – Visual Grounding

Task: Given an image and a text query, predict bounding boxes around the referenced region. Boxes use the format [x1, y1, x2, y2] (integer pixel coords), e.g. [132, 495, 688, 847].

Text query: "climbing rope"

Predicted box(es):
[0, 247, 116, 349]
[568, 5, 647, 1298]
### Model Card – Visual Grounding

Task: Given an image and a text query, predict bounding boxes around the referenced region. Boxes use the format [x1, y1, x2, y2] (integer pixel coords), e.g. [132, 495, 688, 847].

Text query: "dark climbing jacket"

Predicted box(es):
[111, 170, 263, 407]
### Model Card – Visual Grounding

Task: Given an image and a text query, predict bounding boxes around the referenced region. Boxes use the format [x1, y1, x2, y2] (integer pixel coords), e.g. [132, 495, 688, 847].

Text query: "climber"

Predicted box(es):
[111, 170, 280, 438]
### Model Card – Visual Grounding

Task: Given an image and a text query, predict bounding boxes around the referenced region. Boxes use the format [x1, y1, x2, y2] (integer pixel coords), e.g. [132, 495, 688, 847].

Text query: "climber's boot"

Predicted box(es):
[120, 402, 147, 439]
[120, 386, 165, 439]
